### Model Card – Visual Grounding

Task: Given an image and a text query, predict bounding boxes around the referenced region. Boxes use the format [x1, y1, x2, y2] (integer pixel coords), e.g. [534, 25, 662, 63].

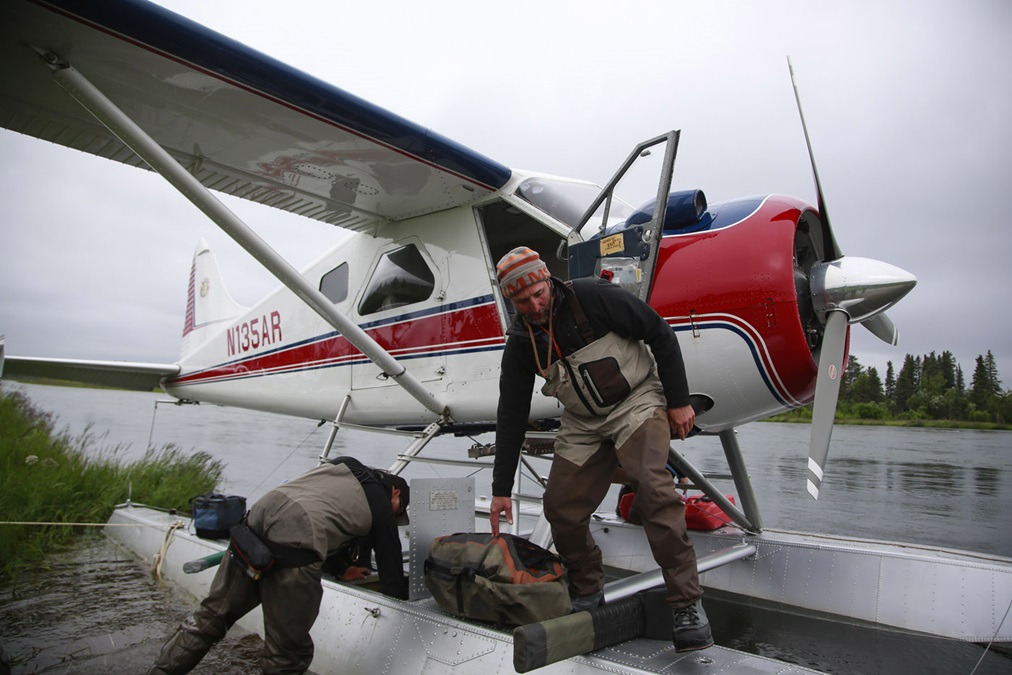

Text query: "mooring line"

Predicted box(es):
[969, 593, 1012, 674]
[248, 422, 323, 496]
[0, 520, 184, 527]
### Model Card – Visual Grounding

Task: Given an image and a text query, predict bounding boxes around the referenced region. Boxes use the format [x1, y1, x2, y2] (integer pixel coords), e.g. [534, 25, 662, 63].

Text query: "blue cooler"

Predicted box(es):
[190, 493, 247, 539]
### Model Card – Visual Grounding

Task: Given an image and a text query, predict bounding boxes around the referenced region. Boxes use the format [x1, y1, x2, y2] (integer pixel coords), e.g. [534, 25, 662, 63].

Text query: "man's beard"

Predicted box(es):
[526, 313, 549, 326]
[523, 305, 551, 326]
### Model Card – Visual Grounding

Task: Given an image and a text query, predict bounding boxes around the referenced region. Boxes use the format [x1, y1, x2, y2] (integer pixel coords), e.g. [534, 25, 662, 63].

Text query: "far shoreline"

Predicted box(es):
[6, 376, 1011, 433]
[763, 412, 1011, 432]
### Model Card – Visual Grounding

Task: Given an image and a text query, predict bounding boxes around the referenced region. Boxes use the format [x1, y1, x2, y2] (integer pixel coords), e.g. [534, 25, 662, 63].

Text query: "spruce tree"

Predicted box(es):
[970, 355, 990, 409]
[985, 350, 1002, 395]
[894, 354, 918, 413]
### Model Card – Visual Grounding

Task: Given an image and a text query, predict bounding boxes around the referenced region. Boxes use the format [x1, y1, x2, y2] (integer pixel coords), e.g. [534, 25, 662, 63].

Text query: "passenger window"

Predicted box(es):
[358, 244, 435, 315]
[320, 263, 349, 304]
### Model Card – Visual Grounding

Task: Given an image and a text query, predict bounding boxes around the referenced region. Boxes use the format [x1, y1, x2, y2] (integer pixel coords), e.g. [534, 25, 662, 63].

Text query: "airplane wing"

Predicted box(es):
[1, 355, 180, 392]
[0, 0, 512, 232]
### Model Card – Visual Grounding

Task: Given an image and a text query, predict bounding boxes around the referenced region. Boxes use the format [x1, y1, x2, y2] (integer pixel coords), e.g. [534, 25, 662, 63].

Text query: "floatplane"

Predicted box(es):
[2, 1, 1009, 672]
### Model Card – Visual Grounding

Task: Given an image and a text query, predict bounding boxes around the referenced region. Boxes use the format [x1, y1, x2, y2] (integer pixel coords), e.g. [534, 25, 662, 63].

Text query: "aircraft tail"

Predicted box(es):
[180, 239, 248, 359]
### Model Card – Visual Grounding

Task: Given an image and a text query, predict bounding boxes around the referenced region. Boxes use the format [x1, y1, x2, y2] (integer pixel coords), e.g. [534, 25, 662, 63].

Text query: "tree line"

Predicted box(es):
[836, 349, 1009, 424]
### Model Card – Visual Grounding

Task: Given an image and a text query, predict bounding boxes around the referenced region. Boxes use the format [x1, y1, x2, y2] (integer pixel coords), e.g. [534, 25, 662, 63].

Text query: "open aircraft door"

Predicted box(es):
[350, 237, 447, 391]
[567, 131, 680, 302]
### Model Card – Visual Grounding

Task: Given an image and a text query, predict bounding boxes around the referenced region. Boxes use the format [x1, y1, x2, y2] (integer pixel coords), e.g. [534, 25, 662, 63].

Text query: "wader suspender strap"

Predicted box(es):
[330, 456, 384, 487]
[330, 456, 396, 535]
[563, 281, 596, 346]
[330, 455, 403, 591]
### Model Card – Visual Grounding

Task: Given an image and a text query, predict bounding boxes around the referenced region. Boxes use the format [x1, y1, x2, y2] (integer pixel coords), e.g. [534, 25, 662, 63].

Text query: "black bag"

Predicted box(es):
[229, 522, 276, 580]
[190, 493, 246, 539]
[424, 533, 571, 625]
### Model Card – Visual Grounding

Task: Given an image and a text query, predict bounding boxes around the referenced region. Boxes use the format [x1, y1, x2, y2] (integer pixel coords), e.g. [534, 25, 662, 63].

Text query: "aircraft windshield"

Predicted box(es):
[515, 177, 634, 230]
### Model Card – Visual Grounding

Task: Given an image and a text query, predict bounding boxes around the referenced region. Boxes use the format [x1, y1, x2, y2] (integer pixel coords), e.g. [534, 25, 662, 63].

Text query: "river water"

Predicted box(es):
[2, 382, 1011, 673]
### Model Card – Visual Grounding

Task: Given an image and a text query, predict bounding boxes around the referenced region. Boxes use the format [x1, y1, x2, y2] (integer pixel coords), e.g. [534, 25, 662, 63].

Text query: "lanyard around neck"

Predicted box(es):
[524, 295, 561, 378]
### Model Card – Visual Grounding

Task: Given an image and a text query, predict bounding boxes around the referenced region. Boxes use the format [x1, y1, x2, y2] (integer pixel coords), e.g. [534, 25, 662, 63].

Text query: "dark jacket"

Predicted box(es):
[492, 277, 690, 496]
[326, 457, 408, 599]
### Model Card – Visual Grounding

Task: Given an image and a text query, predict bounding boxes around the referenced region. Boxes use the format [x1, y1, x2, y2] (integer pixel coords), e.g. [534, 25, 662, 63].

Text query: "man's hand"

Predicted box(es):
[489, 495, 513, 536]
[341, 566, 370, 581]
[667, 405, 696, 440]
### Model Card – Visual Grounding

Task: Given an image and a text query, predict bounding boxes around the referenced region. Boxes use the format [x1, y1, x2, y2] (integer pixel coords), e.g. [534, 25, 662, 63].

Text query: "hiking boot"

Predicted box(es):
[672, 600, 713, 652]
[569, 590, 604, 613]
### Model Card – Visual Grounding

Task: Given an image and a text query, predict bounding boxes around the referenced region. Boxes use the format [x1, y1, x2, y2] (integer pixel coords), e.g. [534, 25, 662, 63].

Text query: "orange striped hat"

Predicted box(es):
[496, 247, 550, 298]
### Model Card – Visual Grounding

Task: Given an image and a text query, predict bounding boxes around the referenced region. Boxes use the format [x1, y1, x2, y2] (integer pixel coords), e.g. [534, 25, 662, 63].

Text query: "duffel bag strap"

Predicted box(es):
[424, 558, 476, 615]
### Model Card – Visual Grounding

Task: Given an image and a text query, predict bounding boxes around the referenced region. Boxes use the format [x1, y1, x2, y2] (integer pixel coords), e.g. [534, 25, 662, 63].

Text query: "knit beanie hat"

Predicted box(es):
[496, 247, 551, 298]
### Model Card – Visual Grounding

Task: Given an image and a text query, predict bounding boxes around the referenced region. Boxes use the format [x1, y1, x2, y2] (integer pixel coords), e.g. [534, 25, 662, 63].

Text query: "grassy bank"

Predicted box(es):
[764, 407, 1012, 431]
[0, 383, 225, 582]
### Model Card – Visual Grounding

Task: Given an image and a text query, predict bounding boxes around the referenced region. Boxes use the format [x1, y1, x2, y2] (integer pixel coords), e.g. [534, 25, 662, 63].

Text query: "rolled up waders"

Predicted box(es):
[513, 596, 644, 673]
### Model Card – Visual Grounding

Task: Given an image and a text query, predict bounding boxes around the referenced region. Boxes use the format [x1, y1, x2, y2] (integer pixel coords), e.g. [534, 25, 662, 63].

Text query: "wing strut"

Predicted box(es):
[36, 50, 449, 420]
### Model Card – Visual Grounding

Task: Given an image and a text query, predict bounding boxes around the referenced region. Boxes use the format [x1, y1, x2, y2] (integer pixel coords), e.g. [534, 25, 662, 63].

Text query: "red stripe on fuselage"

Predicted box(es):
[168, 301, 504, 386]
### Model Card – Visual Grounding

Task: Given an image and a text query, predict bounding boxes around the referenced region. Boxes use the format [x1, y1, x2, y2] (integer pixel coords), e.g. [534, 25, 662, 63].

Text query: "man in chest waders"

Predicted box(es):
[147, 457, 409, 674]
[489, 247, 712, 652]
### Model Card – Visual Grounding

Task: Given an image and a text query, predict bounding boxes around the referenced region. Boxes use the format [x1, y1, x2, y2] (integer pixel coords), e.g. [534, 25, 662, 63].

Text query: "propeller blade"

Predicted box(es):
[788, 57, 842, 262]
[808, 309, 848, 500]
[862, 312, 899, 346]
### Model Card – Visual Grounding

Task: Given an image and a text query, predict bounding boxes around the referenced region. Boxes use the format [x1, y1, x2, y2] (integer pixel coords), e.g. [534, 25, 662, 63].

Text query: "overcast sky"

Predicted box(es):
[2, 0, 1010, 388]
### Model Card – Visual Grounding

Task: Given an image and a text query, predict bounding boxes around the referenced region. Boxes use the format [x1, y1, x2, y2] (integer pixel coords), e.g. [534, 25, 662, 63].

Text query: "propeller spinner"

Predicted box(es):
[788, 58, 917, 499]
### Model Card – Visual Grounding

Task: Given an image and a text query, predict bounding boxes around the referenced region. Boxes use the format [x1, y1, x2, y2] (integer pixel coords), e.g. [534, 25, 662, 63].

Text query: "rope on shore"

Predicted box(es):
[151, 521, 186, 581]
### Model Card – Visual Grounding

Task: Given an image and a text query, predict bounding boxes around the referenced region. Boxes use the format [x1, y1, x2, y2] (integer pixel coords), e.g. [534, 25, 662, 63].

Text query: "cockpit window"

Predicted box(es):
[515, 177, 633, 230]
[358, 244, 435, 315]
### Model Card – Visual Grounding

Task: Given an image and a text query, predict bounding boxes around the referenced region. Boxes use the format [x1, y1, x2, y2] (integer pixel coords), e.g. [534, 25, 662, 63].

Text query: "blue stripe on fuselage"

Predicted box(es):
[681, 196, 767, 234]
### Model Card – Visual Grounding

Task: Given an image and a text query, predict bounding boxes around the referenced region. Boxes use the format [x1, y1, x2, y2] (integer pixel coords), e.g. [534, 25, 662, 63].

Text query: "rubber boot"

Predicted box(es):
[569, 590, 604, 613]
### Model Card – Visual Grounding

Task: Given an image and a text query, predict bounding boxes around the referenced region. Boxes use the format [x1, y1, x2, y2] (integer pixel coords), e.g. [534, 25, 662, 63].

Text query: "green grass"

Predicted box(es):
[0, 383, 225, 582]
[763, 406, 1012, 430]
